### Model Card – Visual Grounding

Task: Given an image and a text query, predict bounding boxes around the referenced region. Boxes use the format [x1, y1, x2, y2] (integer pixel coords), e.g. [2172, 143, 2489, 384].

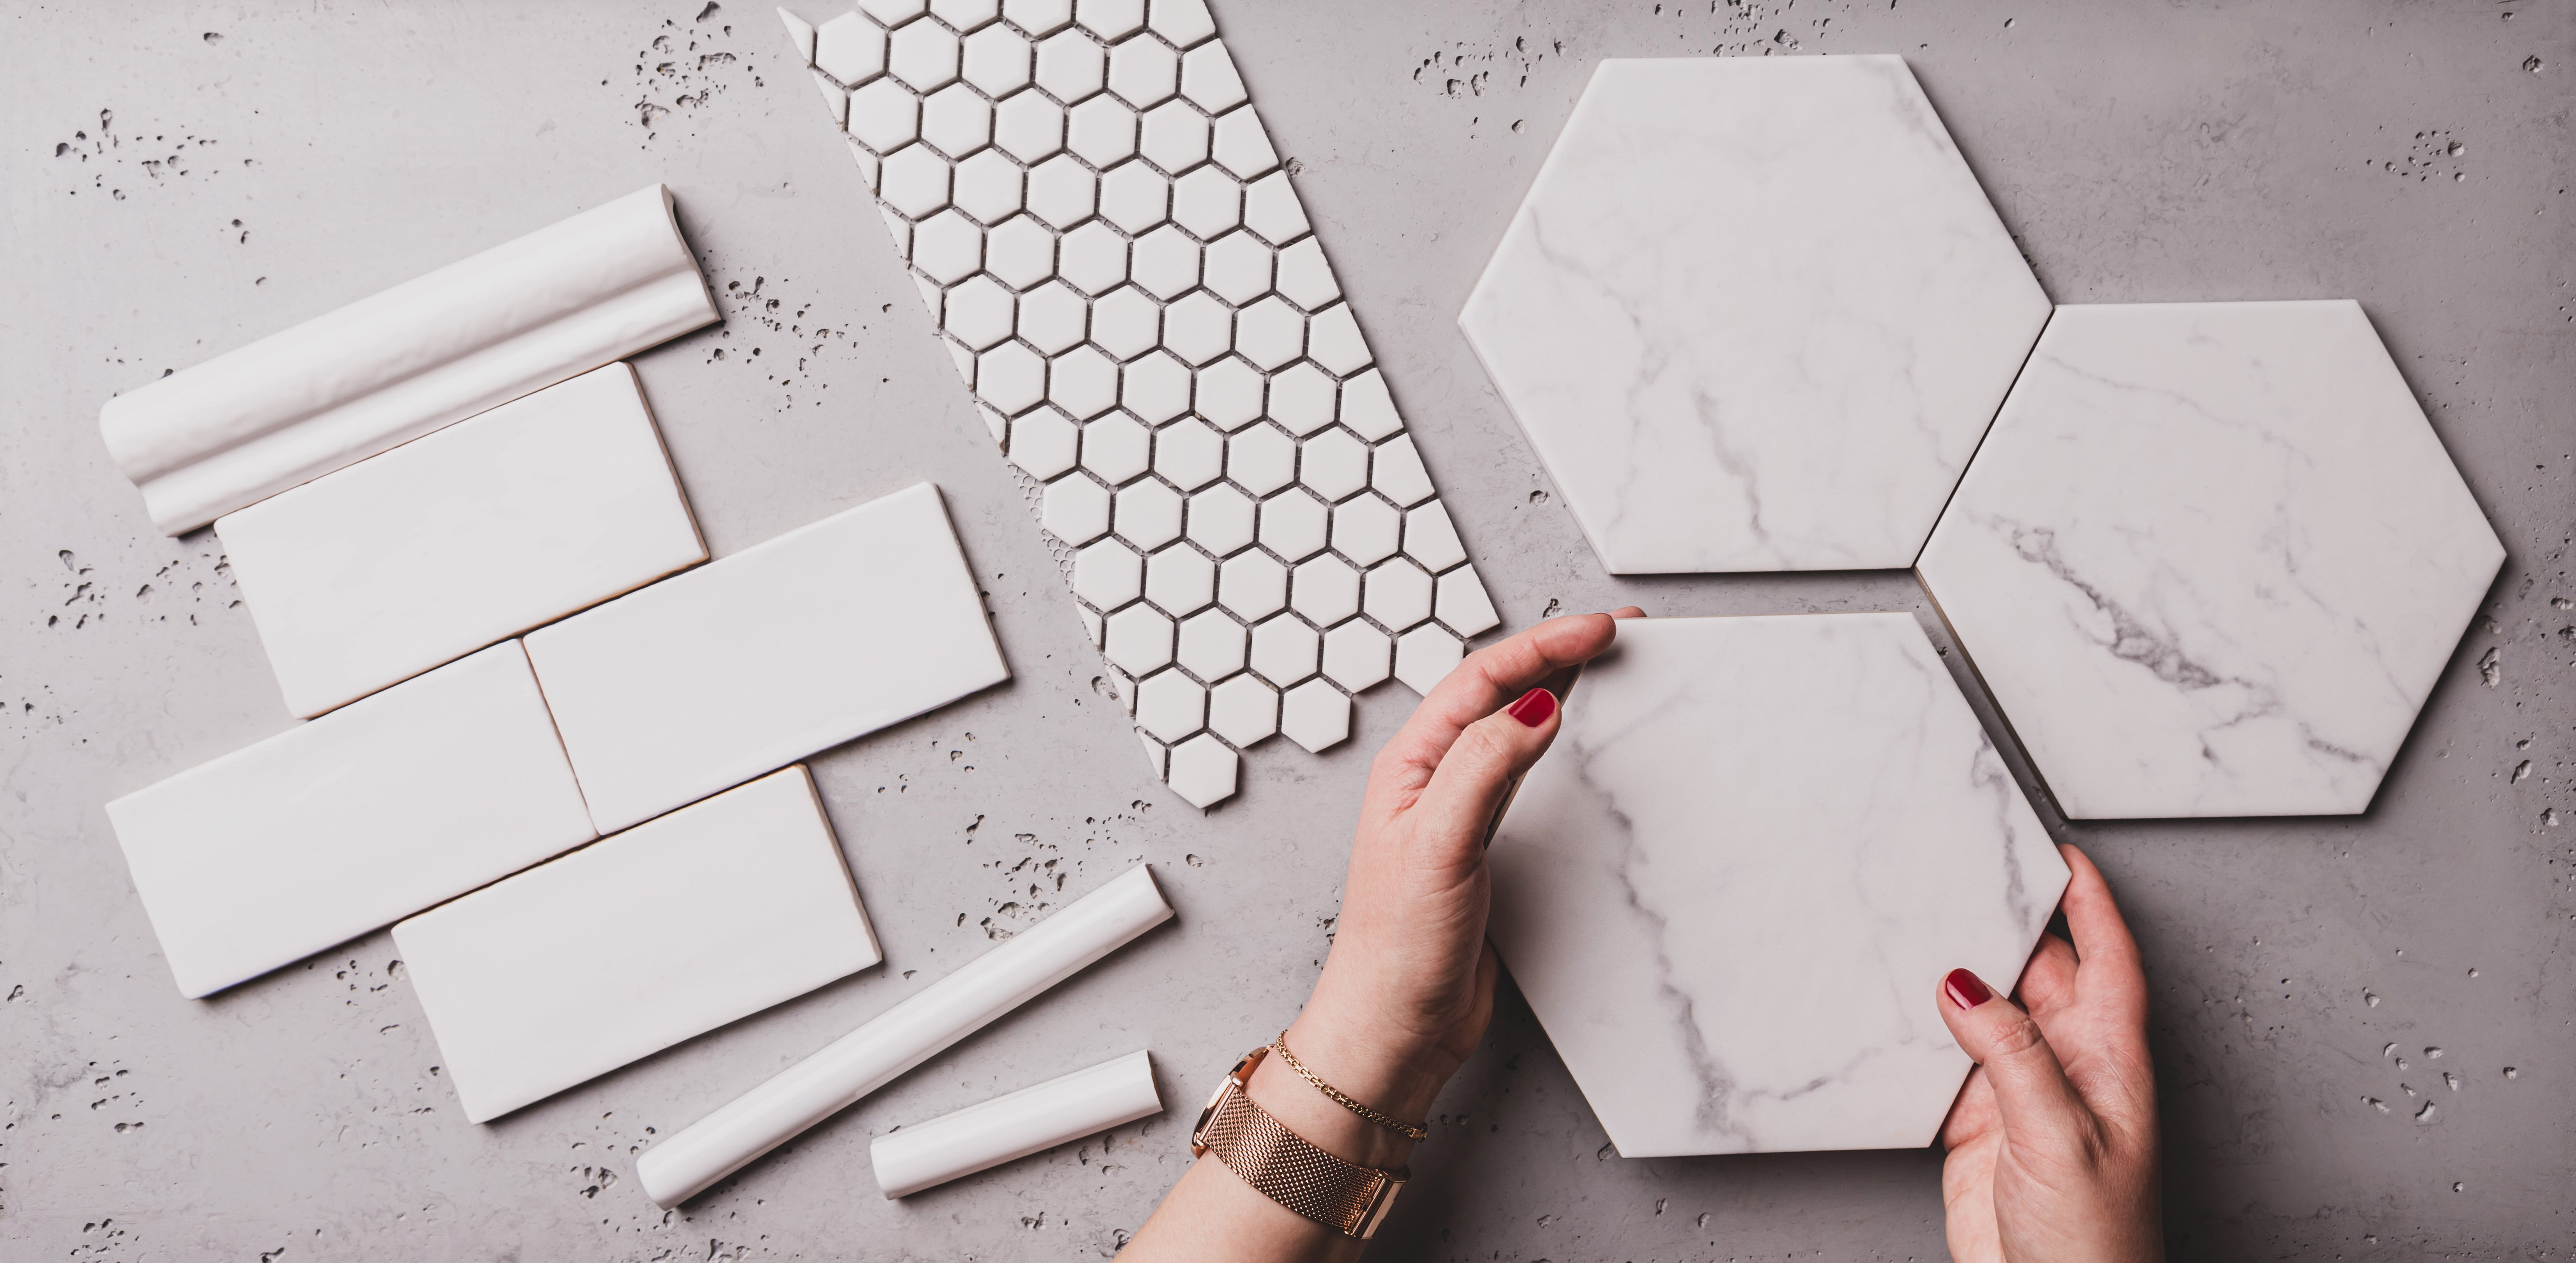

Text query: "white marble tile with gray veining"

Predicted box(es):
[1460, 55, 2049, 574]
[1918, 301, 2505, 819]
[1488, 614, 2068, 1156]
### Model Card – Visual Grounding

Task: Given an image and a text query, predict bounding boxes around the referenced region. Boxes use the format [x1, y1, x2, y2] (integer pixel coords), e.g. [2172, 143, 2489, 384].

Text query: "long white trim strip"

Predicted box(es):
[99, 185, 720, 535]
[634, 865, 1174, 1208]
[871, 1050, 1162, 1198]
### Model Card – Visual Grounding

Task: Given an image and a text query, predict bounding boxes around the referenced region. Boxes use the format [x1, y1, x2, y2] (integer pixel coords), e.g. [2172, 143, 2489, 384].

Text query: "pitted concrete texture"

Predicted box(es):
[4, 1, 2570, 1259]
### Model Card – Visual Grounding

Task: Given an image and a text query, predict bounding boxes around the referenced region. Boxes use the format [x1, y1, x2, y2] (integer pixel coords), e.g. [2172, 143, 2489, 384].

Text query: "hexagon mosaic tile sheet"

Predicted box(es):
[777, 0, 1500, 808]
[1488, 614, 2070, 1156]
[1919, 301, 2505, 820]
[1460, 55, 2051, 574]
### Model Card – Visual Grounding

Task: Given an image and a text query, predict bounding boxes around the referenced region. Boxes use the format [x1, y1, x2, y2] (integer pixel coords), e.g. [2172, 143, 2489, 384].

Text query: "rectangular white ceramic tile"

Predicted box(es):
[98, 185, 720, 535]
[219, 363, 707, 719]
[776, 5, 1502, 806]
[394, 765, 879, 1123]
[105, 641, 596, 1000]
[523, 481, 1008, 832]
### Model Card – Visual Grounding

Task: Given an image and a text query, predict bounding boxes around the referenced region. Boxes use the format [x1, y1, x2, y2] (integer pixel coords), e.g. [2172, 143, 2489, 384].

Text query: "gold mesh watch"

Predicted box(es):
[1190, 1045, 1407, 1239]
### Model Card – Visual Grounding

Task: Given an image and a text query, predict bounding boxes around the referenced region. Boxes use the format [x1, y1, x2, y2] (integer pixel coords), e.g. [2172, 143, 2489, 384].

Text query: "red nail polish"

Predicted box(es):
[1943, 968, 1992, 1011]
[1505, 687, 1556, 728]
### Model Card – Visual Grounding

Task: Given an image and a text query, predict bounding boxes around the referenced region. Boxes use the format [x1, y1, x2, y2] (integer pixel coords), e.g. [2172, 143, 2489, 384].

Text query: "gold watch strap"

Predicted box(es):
[1191, 1047, 1407, 1239]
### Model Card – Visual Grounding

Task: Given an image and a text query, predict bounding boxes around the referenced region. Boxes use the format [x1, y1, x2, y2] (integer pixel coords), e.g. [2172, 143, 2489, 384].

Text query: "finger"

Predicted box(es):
[1940, 1064, 2000, 1149]
[1935, 967, 2095, 1148]
[1373, 614, 1619, 795]
[1518, 606, 1648, 725]
[2056, 845, 2148, 1022]
[2057, 845, 2141, 969]
[1404, 687, 1563, 853]
[2016, 933, 2080, 1017]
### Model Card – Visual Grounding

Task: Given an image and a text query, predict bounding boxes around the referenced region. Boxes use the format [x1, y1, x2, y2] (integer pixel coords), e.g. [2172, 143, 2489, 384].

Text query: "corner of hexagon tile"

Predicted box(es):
[1487, 612, 2068, 1156]
[1459, 55, 2049, 575]
[1918, 299, 2506, 820]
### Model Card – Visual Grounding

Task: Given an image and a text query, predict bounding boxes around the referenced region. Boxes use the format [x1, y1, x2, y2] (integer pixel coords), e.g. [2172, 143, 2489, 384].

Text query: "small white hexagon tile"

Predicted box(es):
[1918, 301, 2505, 820]
[1488, 614, 2069, 1156]
[1460, 55, 2050, 574]
[780, 0, 1499, 807]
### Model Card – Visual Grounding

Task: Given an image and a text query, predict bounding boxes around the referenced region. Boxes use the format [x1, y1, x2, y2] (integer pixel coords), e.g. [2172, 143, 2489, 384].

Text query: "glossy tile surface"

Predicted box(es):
[1488, 615, 2068, 1156]
[871, 1049, 1161, 1198]
[1460, 56, 2048, 574]
[525, 481, 1008, 832]
[105, 641, 596, 999]
[97, 186, 718, 535]
[1918, 301, 2505, 818]
[219, 363, 706, 719]
[782, 1, 1496, 805]
[394, 766, 879, 1123]
[632, 863, 1173, 1207]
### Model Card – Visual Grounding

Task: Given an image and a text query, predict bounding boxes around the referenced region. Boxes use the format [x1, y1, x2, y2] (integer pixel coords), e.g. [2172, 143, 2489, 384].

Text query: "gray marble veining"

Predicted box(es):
[1919, 301, 2505, 819]
[1489, 614, 2069, 1156]
[1460, 55, 2049, 574]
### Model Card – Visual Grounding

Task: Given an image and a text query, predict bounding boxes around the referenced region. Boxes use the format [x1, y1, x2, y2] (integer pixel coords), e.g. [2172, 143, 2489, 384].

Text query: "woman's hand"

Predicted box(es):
[1936, 844, 2164, 1263]
[1124, 610, 1634, 1262]
[1280, 609, 1638, 1148]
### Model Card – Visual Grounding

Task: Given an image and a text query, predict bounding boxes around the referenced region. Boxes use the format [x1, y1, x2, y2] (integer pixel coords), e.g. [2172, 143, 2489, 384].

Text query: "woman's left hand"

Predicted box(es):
[1280, 608, 1640, 1147]
[1123, 609, 1637, 1262]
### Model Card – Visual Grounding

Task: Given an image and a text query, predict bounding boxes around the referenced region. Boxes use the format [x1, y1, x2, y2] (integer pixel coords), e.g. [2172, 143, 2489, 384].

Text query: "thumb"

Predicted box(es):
[1407, 687, 1560, 850]
[1936, 967, 2094, 1149]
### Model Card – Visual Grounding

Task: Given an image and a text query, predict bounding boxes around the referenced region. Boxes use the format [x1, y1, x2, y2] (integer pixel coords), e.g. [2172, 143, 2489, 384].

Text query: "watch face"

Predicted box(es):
[1191, 1077, 1237, 1157]
[1359, 1177, 1406, 1239]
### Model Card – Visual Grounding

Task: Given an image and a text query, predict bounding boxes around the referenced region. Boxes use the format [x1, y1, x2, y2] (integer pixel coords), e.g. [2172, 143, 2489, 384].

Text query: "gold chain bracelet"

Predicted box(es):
[1269, 1031, 1432, 1141]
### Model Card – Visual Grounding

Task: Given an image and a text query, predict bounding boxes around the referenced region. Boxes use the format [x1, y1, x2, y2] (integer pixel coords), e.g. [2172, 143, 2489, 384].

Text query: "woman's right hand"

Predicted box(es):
[1935, 844, 2164, 1263]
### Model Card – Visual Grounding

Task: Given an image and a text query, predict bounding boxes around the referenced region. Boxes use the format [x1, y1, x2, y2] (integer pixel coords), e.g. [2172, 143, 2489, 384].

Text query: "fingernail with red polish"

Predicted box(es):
[1506, 687, 1557, 728]
[1943, 968, 1992, 1011]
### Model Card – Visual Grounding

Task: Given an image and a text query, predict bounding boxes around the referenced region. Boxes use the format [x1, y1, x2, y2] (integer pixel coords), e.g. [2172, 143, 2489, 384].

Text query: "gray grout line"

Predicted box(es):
[783, 0, 1501, 803]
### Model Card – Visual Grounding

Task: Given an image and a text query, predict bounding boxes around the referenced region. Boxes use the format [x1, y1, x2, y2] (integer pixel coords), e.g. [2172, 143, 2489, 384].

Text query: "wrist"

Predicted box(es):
[1244, 1040, 1417, 1173]
[1236, 1006, 1454, 1174]
[1281, 1005, 1453, 1123]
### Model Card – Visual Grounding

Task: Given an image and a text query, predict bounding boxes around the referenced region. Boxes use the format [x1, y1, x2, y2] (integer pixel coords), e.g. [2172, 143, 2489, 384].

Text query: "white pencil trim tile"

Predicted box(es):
[871, 1049, 1162, 1197]
[634, 864, 1173, 1206]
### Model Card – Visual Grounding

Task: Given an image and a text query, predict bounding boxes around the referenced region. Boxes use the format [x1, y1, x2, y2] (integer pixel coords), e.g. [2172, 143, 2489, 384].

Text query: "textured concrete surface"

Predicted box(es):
[3, 0, 2570, 1258]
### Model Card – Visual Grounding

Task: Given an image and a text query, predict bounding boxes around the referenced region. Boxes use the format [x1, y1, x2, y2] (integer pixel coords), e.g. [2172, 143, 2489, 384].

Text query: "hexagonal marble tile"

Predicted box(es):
[1488, 613, 2070, 1155]
[1918, 301, 2505, 819]
[781, 0, 1502, 805]
[1460, 55, 2050, 574]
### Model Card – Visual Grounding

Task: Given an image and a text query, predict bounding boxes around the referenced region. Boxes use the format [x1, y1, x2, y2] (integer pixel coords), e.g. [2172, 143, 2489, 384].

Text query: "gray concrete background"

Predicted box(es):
[3, 0, 2569, 1258]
